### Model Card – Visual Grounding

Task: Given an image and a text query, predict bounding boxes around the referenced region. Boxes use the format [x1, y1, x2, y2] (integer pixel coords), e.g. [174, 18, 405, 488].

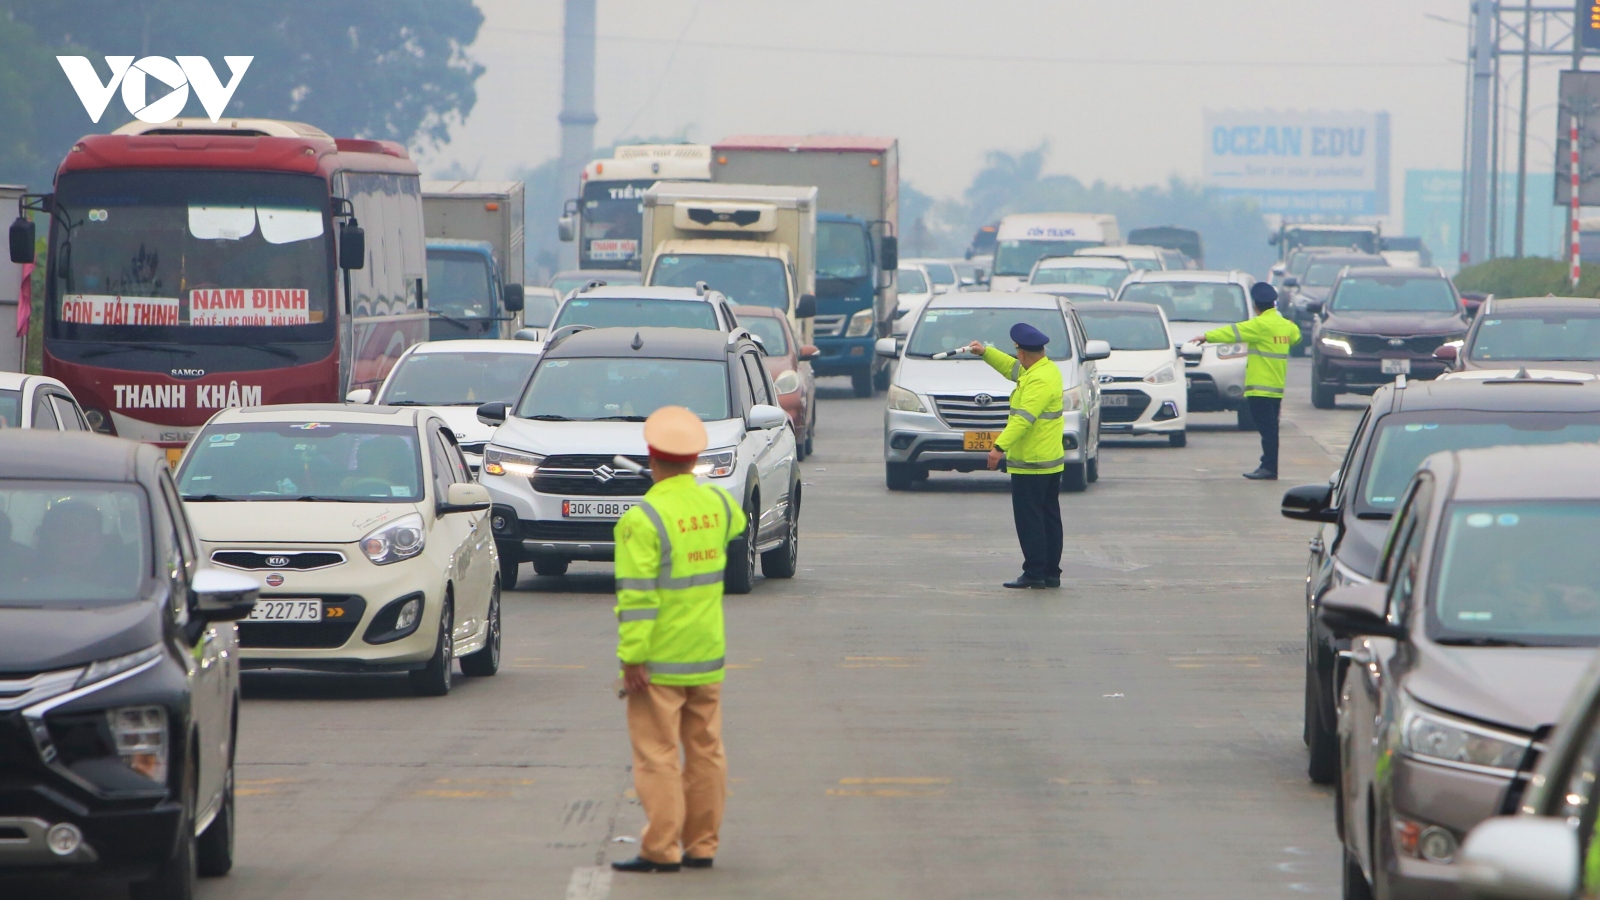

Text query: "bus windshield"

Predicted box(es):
[994, 240, 1100, 276]
[580, 179, 650, 266]
[48, 170, 334, 345]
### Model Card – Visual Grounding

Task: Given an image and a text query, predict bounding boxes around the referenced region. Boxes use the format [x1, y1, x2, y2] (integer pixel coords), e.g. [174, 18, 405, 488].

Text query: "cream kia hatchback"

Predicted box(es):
[174, 404, 500, 696]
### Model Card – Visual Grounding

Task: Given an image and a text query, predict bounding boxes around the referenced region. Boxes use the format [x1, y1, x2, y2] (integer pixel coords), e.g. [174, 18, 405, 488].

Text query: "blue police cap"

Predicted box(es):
[1250, 281, 1278, 310]
[1010, 322, 1049, 350]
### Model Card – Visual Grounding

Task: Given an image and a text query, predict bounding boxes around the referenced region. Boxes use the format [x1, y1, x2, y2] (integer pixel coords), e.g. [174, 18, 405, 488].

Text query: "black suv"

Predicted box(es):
[1278, 252, 1386, 356]
[0, 432, 259, 898]
[1280, 375, 1600, 784]
[1308, 267, 1469, 408]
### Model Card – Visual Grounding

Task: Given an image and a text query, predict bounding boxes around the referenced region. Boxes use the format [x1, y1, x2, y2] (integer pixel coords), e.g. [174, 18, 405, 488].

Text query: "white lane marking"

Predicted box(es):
[567, 866, 612, 900]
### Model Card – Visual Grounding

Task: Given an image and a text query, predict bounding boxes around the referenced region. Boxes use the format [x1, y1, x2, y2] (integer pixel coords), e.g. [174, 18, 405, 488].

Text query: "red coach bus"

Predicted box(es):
[8, 118, 427, 461]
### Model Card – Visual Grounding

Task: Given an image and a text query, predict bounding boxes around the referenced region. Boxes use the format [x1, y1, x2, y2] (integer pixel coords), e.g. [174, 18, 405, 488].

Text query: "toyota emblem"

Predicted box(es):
[1388, 338, 1406, 347]
[265, 555, 290, 568]
[265, 573, 284, 587]
[974, 393, 993, 407]
[593, 465, 616, 483]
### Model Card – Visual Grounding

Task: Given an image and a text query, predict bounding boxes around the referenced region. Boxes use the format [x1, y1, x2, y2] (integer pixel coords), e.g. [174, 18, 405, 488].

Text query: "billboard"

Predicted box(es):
[1203, 111, 1390, 216]
[1555, 71, 1600, 205]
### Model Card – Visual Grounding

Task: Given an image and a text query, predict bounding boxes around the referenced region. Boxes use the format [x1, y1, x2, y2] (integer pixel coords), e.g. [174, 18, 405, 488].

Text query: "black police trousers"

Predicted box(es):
[1247, 395, 1281, 473]
[1010, 472, 1063, 580]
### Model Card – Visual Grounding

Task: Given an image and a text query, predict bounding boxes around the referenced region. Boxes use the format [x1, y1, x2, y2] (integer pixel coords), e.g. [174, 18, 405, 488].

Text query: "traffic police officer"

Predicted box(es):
[611, 406, 747, 874]
[965, 322, 1065, 589]
[1190, 282, 1300, 480]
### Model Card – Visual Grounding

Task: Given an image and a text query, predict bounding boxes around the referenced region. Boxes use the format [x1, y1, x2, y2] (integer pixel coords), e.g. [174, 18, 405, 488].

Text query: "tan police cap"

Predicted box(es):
[643, 406, 707, 460]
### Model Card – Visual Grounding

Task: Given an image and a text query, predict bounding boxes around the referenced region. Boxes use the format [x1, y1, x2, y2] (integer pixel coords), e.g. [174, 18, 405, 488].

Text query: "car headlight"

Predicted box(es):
[1400, 699, 1529, 773]
[77, 643, 163, 688]
[361, 513, 427, 565]
[1062, 388, 1083, 411]
[483, 445, 543, 477]
[694, 448, 737, 478]
[1143, 363, 1177, 385]
[106, 706, 168, 784]
[846, 308, 876, 337]
[887, 384, 926, 412]
[1320, 332, 1354, 355]
[1213, 343, 1249, 360]
[773, 368, 802, 395]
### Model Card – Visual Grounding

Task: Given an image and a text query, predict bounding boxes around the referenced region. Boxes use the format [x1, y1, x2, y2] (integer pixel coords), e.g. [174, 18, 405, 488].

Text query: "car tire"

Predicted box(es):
[760, 492, 799, 579]
[851, 370, 875, 398]
[1168, 430, 1187, 448]
[1061, 463, 1088, 493]
[409, 599, 454, 697]
[886, 462, 919, 491]
[531, 556, 569, 577]
[460, 582, 501, 677]
[724, 500, 759, 594]
[1312, 379, 1337, 410]
[130, 754, 197, 900]
[795, 431, 807, 461]
[1306, 665, 1338, 785]
[499, 554, 520, 591]
[873, 365, 890, 391]
[1341, 848, 1374, 900]
[1235, 404, 1256, 431]
[195, 731, 235, 878]
[1087, 453, 1099, 483]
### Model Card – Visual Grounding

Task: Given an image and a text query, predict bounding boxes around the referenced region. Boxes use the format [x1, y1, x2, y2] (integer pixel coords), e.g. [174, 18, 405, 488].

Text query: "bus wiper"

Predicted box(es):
[1434, 636, 1531, 647]
[429, 311, 472, 329]
[596, 415, 647, 421]
[81, 343, 196, 359]
[527, 414, 573, 421]
[236, 343, 296, 360]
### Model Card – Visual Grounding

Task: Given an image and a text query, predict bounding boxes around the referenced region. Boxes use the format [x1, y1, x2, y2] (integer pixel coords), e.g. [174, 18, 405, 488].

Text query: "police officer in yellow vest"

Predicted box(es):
[1190, 282, 1300, 480]
[611, 406, 747, 874]
[964, 322, 1066, 589]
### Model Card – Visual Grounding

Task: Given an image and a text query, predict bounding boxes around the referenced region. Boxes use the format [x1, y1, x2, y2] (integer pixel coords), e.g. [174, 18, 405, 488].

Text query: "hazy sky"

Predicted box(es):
[422, 0, 1571, 221]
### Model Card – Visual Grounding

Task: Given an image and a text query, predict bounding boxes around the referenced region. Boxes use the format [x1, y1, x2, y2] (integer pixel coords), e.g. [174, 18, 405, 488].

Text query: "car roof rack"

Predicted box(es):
[694, 280, 710, 297]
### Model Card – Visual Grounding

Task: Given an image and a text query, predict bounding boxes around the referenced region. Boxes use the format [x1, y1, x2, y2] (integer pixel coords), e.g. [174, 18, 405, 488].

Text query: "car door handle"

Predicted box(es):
[1339, 647, 1371, 665]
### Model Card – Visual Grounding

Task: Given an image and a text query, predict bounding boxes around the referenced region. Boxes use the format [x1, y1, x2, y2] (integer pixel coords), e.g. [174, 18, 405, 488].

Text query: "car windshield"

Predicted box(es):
[1289, 229, 1378, 253]
[1433, 501, 1600, 646]
[1118, 282, 1249, 323]
[1331, 276, 1457, 313]
[1469, 313, 1600, 361]
[907, 307, 1072, 360]
[380, 351, 541, 406]
[652, 255, 789, 309]
[923, 262, 957, 286]
[740, 317, 790, 355]
[552, 298, 719, 331]
[177, 422, 424, 502]
[1359, 412, 1600, 514]
[1078, 308, 1170, 351]
[1304, 262, 1367, 287]
[517, 357, 730, 421]
[427, 250, 496, 319]
[0, 390, 18, 427]
[522, 292, 560, 328]
[0, 482, 148, 607]
[1031, 265, 1128, 289]
[994, 240, 1100, 276]
[818, 221, 871, 280]
[899, 269, 929, 294]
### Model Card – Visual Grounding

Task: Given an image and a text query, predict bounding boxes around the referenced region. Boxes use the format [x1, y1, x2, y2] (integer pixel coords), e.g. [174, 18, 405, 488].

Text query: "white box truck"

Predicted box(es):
[989, 212, 1121, 292]
[422, 180, 526, 341]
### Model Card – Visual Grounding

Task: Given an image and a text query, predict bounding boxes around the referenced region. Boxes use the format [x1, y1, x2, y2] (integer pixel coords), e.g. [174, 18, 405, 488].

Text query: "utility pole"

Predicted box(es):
[1514, 2, 1533, 257]
[558, 0, 597, 270]
[1466, 0, 1495, 265]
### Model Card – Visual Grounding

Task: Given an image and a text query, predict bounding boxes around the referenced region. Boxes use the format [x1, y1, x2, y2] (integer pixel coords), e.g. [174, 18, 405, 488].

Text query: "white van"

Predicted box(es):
[990, 213, 1120, 292]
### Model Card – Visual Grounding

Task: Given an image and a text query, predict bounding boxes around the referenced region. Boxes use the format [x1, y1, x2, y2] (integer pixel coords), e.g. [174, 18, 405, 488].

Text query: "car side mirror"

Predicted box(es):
[1281, 483, 1337, 523]
[795, 293, 816, 319]
[1319, 584, 1406, 640]
[513, 328, 545, 342]
[503, 283, 524, 312]
[339, 219, 365, 270]
[747, 404, 787, 430]
[1433, 342, 1459, 362]
[880, 235, 898, 272]
[440, 481, 492, 513]
[1305, 300, 1324, 315]
[476, 401, 509, 426]
[1282, 276, 1299, 288]
[9, 216, 35, 264]
[974, 268, 990, 285]
[1081, 339, 1111, 361]
[799, 344, 821, 361]
[1455, 817, 1579, 900]
[190, 568, 260, 622]
[345, 388, 373, 405]
[558, 215, 576, 242]
[875, 337, 899, 359]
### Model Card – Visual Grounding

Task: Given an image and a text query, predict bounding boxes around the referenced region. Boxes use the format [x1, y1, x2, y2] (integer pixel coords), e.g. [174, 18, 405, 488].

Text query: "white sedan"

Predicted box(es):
[0, 372, 90, 430]
[1074, 301, 1188, 446]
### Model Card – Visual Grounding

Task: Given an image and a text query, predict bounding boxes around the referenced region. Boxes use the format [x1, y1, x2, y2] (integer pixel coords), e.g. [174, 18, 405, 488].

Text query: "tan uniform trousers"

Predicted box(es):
[626, 682, 727, 863]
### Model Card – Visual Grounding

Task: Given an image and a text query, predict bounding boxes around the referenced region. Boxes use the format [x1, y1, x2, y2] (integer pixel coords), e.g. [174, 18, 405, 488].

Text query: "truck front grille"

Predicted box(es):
[931, 394, 1012, 430]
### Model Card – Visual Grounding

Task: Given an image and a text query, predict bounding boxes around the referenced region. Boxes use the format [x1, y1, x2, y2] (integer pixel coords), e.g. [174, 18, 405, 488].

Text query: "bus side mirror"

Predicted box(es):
[795, 294, 816, 319]
[558, 199, 578, 242]
[9, 217, 35, 264]
[503, 283, 524, 312]
[339, 220, 365, 270]
[880, 235, 898, 271]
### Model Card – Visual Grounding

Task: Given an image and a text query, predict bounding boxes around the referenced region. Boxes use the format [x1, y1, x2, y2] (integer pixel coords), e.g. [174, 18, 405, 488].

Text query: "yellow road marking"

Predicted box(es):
[1168, 655, 1263, 668]
[1050, 777, 1158, 786]
[826, 788, 945, 797]
[512, 663, 588, 669]
[434, 777, 535, 786]
[837, 777, 951, 785]
[237, 788, 276, 796]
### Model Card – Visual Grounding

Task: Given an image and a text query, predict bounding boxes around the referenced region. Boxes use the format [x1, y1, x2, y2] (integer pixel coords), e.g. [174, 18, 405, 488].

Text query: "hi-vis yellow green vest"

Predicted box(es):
[613, 474, 747, 686]
[982, 346, 1065, 476]
[1204, 308, 1302, 398]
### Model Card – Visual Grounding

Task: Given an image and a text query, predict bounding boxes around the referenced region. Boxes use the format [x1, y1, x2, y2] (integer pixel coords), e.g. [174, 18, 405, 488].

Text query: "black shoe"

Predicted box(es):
[611, 856, 681, 873]
[683, 857, 714, 869]
[1242, 468, 1278, 480]
[1044, 577, 1061, 588]
[1003, 576, 1049, 589]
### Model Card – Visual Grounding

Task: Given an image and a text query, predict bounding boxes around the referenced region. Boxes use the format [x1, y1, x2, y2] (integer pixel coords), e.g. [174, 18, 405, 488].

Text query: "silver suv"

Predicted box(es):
[546, 282, 740, 334]
[876, 290, 1110, 492]
[476, 327, 800, 593]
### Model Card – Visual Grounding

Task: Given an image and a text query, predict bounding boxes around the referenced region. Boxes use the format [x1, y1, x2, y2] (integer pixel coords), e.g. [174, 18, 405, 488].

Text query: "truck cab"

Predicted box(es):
[425, 239, 522, 341]
[812, 213, 892, 396]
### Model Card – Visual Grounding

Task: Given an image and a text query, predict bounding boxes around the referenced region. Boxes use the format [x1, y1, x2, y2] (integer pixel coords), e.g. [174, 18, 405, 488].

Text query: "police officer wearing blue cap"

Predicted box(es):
[964, 321, 1067, 588]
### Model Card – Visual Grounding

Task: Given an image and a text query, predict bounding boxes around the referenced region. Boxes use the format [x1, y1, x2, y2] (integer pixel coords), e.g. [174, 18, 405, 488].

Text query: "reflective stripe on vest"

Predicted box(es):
[1244, 384, 1285, 395]
[617, 607, 658, 621]
[1249, 348, 1290, 360]
[648, 656, 725, 675]
[1011, 362, 1021, 380]
[1230, 324, 1243, 342]
[1007, 456, 1066, 470]
[1008, 408, 1064, 423]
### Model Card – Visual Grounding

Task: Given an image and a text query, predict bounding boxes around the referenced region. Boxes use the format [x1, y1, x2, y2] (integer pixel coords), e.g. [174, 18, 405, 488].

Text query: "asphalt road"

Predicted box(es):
[22, 359, 1369, 900]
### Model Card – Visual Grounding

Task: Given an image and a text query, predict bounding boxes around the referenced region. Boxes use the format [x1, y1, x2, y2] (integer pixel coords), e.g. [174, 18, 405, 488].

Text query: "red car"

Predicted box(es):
[733, 305, 818, 459]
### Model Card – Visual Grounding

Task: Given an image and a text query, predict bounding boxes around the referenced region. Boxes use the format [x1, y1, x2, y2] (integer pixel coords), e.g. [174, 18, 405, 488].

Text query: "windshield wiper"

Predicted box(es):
[292, 496, 368, 503]
[81, 343, 196, 359]
[1434, 636, 1531, 647]
[232, 343, 296, 360]
[527, 414, 573, 421]
[429, 311, 473, 329]
[596, 415, 647, 421]
[1356, 511, 1393, 520]
[384, 400, 430, 406]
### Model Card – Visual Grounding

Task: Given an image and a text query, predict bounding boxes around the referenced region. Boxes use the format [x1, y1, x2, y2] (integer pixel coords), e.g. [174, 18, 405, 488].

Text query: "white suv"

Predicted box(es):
[476, 327, 801, 593]
[876, 291, 1110, 492]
